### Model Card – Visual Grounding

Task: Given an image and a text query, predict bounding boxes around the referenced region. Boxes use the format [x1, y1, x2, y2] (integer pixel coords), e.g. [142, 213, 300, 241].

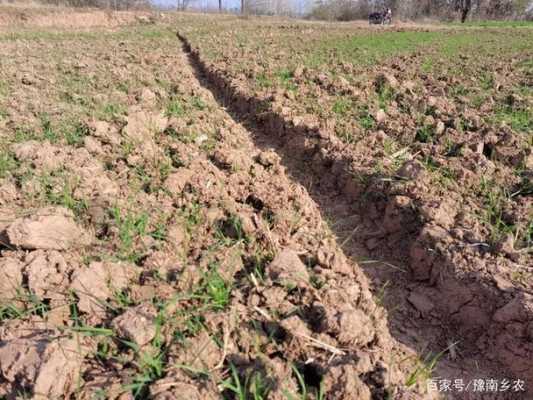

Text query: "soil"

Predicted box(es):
[0, 8, 531, 400]
[0, 4, 155, 29]
[176, 16, 532, 400]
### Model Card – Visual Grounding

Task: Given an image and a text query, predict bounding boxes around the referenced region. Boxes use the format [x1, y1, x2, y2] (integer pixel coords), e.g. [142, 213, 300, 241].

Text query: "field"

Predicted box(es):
[0, 8, 531, 400]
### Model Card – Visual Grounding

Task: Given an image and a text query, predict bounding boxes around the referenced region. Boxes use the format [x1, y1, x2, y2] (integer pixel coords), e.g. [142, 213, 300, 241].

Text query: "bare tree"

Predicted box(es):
[177, 0, 193, 10]
[455, 0, 472, 21]
[526, 1, 533, 19]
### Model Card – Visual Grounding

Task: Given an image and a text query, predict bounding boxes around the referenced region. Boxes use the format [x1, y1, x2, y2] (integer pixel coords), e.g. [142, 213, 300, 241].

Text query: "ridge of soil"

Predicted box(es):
[0, 6, 155, 29]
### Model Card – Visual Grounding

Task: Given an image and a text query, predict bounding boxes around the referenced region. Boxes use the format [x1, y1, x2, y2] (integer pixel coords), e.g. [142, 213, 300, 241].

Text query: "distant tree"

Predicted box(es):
[455, 0, 472, 21]
[177, 0, 194, 10]
[307, 0, 530, 20]
[526, 1, 533, 19]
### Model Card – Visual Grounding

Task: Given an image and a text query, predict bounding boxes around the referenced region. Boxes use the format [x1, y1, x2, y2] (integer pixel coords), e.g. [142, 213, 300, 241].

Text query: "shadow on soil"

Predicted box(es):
[176, 31, 531, 399]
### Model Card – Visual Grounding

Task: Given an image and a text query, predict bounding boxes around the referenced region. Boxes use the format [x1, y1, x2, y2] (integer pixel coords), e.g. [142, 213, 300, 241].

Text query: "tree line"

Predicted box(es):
[308, 0, 533, 21]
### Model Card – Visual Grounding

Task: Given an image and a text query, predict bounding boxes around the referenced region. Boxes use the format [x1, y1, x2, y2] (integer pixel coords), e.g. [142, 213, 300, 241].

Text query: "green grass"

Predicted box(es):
[304, 28, 532, 70]
[109, 207, 170, 262]
[276, 69, 297, 91]
[421, 58, 434, 73]
[216, 214, 248, 245]
[173, 314, 206, 343]
[39, 171, 88, 218]
[478, 178, 515, 245]
[246, 249, 273, 281]
[136, 27, 175, 39]
[36, 114, 82, 145]
[0, 107, 7, 120]
[471, 93, 489, 109]
[358, 108, 375, 131]
[70, 293, 175, 399]
[0, 288, 50, 322]
[60, 69, 93, 96]
[284, 364, 325, 400]
[256, 73, 273, 88]
[110, 207, 149, 262]
[449, 20, 533, 28]
[522, 220, 533, 250]
[98, 102, 126, 121]
[116, 81, 130, 94]
[439, 34, 481, 58]
[0, 151, 18, 179]
[150, 219, 168, 242]
[377, 84, 395, 110]
[382, 137, 398, 156]
[478, 72, 494, 90]
[518, 58, 533, 74]
[336, 128, 358, 144]
[517, 82, 533, 98]
[492, 105, 532, 133]
[0, 24, 169, 42]
[332, 97, 352, 116]
[222, 363, 272, 400]
[13, 127, 39, 143]
[41, 115, 58, 143]
[441, 30, 531, 59]
[192, 96, 207, 110]
[449, 84, 469, 97]
[405, 349, 446, 387]
[199, 264, 231, 311]
[421, 156, 456, 188]
[135, 157, 172, 195]
[415, 124, 435, 143]
[307, 31, 442, 67]
[91, 389, 108, 400]
[513, 169, 533, 197]
[71, 325, 114, 337]
[181, 201, 204, 233]
[166, 98, 185, 117]
[112, 289, 136, 313]
[37, 116, 88, 146]
[0, 30, 104, 41]
[0, 79, 8, 98]
[126, 349, 165, 398]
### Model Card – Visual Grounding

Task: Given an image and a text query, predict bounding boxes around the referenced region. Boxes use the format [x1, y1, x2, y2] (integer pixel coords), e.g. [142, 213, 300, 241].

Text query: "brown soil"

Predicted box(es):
[0, 9, 531, 400]
[0, 5, 155, 29]
[176, 21, 532, 399]
[0, 13, 427, 400]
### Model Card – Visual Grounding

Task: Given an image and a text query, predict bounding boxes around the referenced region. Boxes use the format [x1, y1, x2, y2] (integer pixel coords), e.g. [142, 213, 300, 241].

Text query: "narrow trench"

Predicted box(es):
[175, 32, 524, 399]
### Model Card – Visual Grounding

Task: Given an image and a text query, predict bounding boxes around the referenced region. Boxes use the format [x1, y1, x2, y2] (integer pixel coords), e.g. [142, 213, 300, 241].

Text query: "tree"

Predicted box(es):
[177, 0, 193, 10]
[455, 0, 472, 21]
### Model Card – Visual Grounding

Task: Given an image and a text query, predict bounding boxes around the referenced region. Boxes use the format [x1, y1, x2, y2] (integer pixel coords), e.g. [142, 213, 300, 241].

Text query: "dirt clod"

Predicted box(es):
[267, 248, 309, 286]
[0, 257, 23, 302]
[407, 291, 435, 314]
[111, 303, 157, 346]
[6, 207, 88, 250]
[0, 334, 89, 399]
